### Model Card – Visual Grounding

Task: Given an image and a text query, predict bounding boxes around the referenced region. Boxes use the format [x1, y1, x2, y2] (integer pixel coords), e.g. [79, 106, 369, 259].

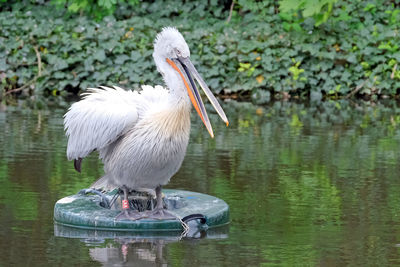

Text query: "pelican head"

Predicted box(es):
[153, 27, 228, 138]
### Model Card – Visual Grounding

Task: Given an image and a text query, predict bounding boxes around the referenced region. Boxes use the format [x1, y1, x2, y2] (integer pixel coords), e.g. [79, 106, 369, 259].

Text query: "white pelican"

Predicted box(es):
[64, 27, 228, 220]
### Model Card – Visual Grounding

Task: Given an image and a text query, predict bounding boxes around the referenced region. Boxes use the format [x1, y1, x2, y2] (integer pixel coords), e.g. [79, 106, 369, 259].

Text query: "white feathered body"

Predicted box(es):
[64, 85, 191, 189]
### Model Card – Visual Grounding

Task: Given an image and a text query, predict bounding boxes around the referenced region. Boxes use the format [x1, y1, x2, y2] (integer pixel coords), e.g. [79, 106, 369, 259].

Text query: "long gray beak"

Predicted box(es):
[170, 56, 229, 138]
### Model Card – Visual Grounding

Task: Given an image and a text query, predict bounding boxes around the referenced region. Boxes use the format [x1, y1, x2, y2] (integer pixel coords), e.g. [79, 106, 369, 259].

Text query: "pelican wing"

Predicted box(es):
[64, 86, 139, 160]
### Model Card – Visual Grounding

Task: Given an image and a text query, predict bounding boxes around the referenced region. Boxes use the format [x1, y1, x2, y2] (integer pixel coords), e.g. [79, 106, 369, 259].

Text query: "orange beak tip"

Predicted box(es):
[226, 121, 229, 127]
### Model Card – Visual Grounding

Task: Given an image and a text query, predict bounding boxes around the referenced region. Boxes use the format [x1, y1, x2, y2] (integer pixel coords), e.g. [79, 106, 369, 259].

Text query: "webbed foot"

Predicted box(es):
[116, 210, 143, 221]
[140, 207, 178, 220]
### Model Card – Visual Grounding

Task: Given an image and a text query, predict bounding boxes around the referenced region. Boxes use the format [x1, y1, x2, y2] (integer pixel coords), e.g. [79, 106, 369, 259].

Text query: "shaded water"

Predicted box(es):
[2, 100, 400, 266]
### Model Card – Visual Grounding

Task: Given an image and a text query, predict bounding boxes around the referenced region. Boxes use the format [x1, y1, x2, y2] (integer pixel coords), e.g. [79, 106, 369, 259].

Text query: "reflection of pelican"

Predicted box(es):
[89, 240, 167, 266]
[64, 27, 228, 220]
[54, 223, 229, 265]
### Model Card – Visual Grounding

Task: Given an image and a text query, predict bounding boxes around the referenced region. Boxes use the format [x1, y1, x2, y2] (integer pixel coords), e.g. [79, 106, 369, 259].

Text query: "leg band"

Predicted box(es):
[122, 200, 129, 210]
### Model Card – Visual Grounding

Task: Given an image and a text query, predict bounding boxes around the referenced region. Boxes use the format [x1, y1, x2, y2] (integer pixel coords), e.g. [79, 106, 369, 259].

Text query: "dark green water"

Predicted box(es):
[2, 100, 400, 266]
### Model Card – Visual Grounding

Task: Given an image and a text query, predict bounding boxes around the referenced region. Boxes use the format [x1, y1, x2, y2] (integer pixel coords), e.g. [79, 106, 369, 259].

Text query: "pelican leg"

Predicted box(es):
[115, 186, 142, 221]
[139, 186, 178, 220]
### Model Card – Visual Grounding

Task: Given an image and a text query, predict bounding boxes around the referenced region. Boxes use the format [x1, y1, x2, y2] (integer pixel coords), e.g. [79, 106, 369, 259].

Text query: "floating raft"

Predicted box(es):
[54, 189, 229, 231]
[54, 222, 229, 240]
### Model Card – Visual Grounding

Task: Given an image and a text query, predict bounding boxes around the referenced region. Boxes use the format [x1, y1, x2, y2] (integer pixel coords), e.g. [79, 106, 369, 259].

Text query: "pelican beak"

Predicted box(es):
[166, 57, 229, 138]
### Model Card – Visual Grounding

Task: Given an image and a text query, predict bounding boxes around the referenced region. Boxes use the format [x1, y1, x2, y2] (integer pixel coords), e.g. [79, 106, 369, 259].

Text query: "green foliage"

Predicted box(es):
[51, 0, 139, 19]
[288, 58, 305, 81]
[279, 0, 338, 26]
[0, 0, 399, 103]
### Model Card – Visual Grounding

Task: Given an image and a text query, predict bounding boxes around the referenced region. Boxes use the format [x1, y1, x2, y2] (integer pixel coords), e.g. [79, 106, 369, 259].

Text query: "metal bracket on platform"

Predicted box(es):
[78, 188, 111, 209]
[182, 214, 207, 224]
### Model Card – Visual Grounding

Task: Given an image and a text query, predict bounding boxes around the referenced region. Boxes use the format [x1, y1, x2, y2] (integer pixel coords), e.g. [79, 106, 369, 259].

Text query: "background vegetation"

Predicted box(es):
[0, 0, 399, 106]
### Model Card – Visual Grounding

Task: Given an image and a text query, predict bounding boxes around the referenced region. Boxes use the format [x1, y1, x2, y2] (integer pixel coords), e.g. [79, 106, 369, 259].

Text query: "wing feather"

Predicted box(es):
[64, 86, 139, 160]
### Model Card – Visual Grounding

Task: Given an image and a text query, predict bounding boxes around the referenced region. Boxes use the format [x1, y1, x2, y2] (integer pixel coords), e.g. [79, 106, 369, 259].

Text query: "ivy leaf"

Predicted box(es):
[115, 54, 130, 65]
[303, 0, 325, 17]
[0, 57, 8, 71]
[130, 51, 141, 62]
[93, 49, 106, 62]
[279, 0, 303, 13]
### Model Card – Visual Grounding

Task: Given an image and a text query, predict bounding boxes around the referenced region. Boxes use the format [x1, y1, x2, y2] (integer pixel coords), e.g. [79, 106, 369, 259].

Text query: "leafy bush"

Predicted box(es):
[279, 0, 338, 27]
[51, 0, 139, 20]
[0, 0, 399, 105]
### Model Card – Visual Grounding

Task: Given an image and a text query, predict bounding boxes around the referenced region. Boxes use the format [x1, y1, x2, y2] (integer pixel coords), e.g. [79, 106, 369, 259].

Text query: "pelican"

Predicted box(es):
[64, 27, 228, 220]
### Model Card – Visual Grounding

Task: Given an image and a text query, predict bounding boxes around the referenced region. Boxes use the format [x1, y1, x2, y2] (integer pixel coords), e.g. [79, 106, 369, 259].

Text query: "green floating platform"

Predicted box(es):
[54, 189, 229, 232]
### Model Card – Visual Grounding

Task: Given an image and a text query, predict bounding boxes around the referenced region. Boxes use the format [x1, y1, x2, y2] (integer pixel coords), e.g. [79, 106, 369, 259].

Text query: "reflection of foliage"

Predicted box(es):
[0, 171, 39, 221]
[2, 101, 400, 264]
[171, 100, 400, 265]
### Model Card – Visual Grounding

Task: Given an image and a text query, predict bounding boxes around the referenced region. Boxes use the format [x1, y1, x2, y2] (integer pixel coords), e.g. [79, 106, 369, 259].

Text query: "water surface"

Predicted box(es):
[1, 100, 400, 266]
